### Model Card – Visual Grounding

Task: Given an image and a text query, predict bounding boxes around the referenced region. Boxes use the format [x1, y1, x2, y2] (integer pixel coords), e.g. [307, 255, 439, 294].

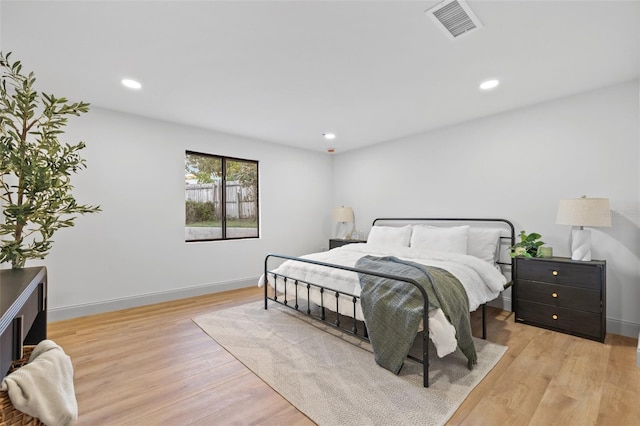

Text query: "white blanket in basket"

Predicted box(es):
[0, 340, 77, 426]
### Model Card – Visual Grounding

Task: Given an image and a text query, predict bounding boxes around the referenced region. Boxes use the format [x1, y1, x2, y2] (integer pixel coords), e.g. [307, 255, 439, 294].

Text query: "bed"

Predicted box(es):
[260, 218, 515, 387]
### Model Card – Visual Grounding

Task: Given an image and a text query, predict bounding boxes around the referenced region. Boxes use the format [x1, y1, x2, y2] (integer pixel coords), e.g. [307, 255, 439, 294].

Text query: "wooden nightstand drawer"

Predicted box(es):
[517, 258, 602, 290]
[518, 300, 602, 340]
[517, 280, 601, 313]
[514, 256, 606, 342]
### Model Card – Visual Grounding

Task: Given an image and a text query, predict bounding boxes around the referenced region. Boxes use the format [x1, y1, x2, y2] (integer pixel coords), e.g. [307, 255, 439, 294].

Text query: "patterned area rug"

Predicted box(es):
[193, 302, 507, 426]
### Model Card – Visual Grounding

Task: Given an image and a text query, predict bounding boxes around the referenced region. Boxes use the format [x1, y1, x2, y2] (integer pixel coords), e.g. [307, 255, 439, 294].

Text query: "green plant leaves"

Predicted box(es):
[0, 51, 101, 268]
[509, 230, 545, 258]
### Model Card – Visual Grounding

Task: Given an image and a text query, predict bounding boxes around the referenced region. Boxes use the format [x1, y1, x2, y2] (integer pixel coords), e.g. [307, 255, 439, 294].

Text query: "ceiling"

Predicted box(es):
[1, 0, 639, 153]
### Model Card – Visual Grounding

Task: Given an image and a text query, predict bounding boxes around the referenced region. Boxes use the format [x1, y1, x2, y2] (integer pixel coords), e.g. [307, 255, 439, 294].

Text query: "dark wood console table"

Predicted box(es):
[0, 267, 47, 378]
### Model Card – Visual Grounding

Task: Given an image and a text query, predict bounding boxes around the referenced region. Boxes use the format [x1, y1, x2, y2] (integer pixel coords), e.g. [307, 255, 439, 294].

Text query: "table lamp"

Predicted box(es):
[556, 196, 611, 261]
[332, 206, 354, 239]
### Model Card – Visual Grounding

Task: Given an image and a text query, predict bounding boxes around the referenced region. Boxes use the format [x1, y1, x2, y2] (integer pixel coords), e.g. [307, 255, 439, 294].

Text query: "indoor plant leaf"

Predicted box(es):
[0, 51, 101, 268]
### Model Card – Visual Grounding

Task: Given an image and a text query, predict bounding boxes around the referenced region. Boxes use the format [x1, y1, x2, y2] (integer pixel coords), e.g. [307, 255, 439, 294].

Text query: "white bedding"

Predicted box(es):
[259, 243, 507, 358]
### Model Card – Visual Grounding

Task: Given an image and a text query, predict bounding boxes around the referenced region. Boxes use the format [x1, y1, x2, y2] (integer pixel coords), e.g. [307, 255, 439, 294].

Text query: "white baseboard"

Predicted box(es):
[606, 318, 640, 340]
[49, 280, 640, 341]
[637, 332, 640, 368]
[487, 295, 512, 311]
[47, 277, 258, 322]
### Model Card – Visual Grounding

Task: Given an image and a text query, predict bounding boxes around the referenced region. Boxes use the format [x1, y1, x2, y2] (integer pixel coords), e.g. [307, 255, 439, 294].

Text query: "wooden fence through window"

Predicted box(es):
[185, 181, 256, 219]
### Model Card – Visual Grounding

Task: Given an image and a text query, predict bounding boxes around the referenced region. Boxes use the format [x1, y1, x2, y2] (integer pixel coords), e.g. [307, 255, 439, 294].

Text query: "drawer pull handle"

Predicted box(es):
[552, 314, 558, 320]
[552, 270, 558, 276]
[552, 292, 558, 298]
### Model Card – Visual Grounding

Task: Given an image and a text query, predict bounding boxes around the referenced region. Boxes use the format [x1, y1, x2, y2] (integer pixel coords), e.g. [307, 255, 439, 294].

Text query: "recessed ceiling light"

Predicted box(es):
[121, 78, 142, 90]
[479, 79, 499, 91]
[323, 133, 336, 140]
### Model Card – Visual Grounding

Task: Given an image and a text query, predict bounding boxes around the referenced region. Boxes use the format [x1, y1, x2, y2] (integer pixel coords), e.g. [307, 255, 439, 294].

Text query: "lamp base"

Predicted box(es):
[336, 222, 353, 240]
[571, 229, 592, 261]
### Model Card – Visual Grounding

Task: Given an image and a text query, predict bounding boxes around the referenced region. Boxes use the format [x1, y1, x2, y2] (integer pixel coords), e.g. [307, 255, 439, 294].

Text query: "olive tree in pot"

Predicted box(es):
[0, 52, 100, 269]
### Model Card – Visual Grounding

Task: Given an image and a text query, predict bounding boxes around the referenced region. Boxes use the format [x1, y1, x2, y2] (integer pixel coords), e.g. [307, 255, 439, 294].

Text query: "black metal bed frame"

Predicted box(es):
[263, 217, 515, 388]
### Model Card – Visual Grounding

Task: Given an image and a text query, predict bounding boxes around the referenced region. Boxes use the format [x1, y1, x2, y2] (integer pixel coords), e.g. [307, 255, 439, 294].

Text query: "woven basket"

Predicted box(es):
[0, 346, 44, 426]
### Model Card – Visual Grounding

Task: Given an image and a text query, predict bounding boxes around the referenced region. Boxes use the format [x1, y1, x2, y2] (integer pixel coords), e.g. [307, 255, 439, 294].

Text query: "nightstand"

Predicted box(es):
[329, 239, 366, 249]
[514, 256, 606, 342]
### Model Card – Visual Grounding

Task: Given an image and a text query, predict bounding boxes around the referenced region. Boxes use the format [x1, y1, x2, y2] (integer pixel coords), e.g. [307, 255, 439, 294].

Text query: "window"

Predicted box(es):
[185, 151, 259, 241]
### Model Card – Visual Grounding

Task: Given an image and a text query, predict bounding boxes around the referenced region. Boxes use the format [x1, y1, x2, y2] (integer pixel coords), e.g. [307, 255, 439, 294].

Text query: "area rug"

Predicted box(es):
[193, 302, 507, 426]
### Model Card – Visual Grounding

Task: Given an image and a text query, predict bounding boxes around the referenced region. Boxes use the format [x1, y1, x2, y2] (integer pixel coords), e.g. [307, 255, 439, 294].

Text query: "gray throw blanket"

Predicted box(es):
[355, 256, 476, 374]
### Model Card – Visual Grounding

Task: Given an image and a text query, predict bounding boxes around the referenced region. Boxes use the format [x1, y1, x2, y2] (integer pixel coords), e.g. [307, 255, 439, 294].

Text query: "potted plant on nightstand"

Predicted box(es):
[509, 230, 545, 258]
[0, 52, 101, 269]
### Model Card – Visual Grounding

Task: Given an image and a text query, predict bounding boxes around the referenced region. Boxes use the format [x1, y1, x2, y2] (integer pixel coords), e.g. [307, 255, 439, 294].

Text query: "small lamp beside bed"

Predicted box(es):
[556, 196, 611, 261]
[332, 206, 354, 239]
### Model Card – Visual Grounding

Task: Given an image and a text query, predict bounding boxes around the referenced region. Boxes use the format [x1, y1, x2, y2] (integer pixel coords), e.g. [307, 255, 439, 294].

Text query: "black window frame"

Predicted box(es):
[185, 150, 259, 242]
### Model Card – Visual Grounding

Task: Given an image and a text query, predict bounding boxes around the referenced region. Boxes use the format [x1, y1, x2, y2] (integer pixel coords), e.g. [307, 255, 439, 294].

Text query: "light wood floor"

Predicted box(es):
[47, 286, 640, 425]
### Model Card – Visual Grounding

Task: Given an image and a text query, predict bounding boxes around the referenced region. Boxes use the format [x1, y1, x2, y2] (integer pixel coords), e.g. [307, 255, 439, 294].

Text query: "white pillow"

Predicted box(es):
[468, 227, 503, 264]
[410, 225, 469, 254]
[367, 225, 412, 247]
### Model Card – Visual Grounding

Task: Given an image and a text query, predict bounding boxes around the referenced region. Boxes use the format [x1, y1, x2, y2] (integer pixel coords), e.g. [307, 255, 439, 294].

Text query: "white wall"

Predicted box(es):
[4, 78, 637, 339]
[25, 108, 332, 319]
[333, 80, 640, 337]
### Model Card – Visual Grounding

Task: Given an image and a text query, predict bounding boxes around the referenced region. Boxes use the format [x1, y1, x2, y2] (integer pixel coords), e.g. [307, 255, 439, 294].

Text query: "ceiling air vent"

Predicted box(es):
[425, 0, 483, 40]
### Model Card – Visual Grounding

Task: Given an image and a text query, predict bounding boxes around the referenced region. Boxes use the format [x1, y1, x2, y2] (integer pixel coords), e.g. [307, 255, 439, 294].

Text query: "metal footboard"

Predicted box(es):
[264, 253, 432, 387]
[262, 218, 514, 389]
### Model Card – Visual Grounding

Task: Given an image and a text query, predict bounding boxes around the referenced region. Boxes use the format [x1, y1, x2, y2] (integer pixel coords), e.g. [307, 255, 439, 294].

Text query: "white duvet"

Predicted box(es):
[259, 243, 507, 358]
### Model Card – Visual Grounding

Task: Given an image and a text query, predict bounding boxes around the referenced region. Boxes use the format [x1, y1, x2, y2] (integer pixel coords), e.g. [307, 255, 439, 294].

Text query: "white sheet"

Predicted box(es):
[259, 243, 507, 358]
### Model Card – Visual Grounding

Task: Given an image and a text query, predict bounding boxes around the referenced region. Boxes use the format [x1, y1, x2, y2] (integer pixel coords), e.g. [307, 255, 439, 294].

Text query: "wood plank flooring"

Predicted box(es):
[47, 287, 640, 425]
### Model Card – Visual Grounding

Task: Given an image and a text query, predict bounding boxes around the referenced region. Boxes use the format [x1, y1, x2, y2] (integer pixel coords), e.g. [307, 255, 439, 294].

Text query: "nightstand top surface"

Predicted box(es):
[515, 256, 605, 266]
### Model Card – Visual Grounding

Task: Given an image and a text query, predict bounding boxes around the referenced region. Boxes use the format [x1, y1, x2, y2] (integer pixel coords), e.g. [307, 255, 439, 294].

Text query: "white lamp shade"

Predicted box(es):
[332, 207, 354, 223]
[556, 198, 611, 227]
